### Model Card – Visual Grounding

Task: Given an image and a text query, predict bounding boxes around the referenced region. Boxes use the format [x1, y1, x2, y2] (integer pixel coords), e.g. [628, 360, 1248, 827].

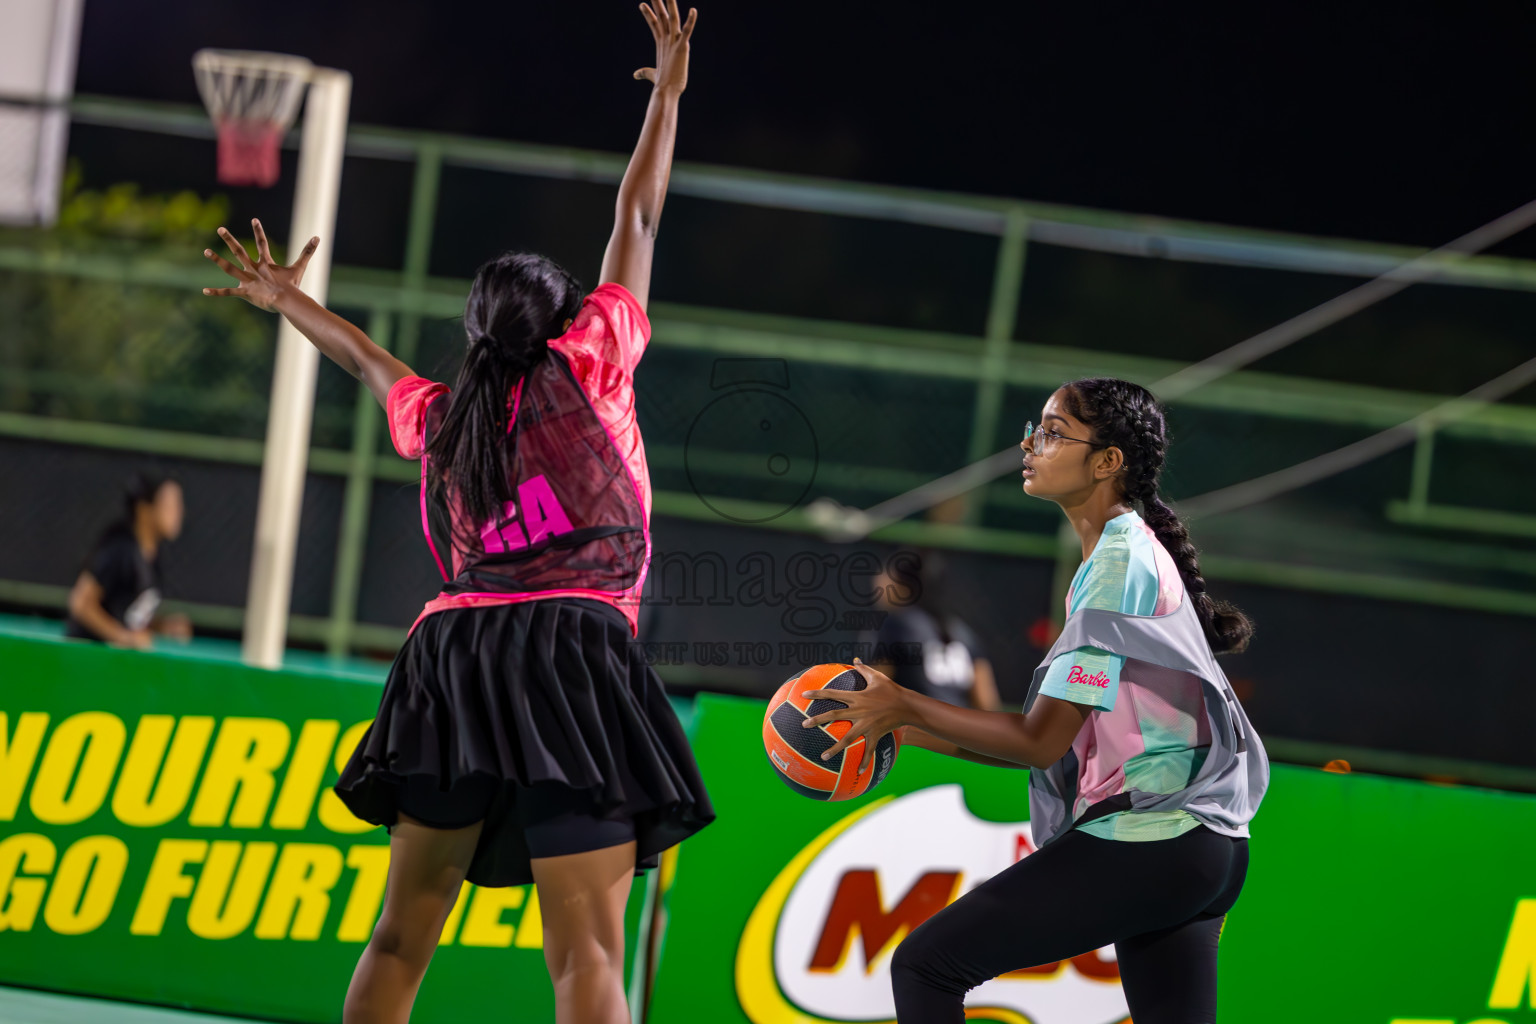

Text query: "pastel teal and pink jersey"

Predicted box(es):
[1038, 510, 1213, 841]
[386, 282, 653, 634]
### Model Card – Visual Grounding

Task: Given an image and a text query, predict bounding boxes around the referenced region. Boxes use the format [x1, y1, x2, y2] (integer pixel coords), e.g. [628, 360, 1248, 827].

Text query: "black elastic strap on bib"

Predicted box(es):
[475, 524, 641, 565]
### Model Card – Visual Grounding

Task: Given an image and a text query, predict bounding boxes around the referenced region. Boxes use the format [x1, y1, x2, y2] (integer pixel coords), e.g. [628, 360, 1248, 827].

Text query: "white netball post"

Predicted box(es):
[195, 51, 353, 669]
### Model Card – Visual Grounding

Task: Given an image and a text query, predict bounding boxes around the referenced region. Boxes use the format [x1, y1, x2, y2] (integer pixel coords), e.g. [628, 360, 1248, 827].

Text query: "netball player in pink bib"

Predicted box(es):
[201, 5, 709, 1021]
[801, 380, 1268, 1023]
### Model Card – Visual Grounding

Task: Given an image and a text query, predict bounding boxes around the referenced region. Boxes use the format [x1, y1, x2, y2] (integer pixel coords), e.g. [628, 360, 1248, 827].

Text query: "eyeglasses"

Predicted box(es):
[1022, 421, 1106, 456]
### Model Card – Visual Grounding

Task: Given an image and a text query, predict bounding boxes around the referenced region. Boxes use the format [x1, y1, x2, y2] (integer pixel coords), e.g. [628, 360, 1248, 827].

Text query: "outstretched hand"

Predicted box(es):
[202, 218, 319, 312]
[634, 0, 697, 92]
[800, 659, 910, 774]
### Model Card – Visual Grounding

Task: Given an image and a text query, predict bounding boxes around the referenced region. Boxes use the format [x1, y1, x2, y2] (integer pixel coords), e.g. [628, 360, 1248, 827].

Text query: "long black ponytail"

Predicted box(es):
[425, 252, 584, 533]
[1061, 377, 1254, 655]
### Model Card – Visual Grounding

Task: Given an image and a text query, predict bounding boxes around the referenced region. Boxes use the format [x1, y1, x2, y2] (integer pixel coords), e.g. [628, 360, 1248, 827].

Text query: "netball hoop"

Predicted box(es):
[193, 50, 313, 188]
[192, 48, 353, 669]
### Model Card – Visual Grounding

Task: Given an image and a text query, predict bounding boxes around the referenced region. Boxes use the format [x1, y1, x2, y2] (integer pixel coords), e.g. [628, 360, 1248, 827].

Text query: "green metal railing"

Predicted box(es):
[2, 94, 1535, 658]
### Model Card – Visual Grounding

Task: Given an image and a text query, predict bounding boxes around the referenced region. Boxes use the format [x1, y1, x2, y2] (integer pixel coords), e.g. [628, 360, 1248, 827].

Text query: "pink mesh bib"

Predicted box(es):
[419, 353, 648, 601]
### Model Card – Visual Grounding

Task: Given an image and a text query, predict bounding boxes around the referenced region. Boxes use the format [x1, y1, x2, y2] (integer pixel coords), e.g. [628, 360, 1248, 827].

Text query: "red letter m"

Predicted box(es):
[808, 869, 962, 974]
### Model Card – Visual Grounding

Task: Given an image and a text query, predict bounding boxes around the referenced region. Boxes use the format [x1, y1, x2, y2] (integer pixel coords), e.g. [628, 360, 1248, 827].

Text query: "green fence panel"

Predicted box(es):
[0, 633, 648, 1023]
[651, 693, 1536, 1024]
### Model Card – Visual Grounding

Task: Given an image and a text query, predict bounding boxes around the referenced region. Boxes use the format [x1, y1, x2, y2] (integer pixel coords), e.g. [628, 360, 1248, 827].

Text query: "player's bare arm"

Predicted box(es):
[599, 0, 698, 310]
[802, 659, 1090, 773]
[202, 219, 413, 407]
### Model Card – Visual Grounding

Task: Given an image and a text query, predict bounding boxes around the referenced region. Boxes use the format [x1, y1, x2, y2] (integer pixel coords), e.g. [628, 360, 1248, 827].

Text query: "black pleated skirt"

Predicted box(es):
[334, 598, 714, 887]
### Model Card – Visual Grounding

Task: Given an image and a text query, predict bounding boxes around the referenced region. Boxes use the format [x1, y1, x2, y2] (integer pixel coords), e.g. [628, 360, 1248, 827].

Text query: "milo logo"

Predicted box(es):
[735, 785, 1129, 1024]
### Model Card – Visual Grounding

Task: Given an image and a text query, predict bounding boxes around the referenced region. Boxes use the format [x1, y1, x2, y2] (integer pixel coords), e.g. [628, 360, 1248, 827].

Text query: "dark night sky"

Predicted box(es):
[75, 1, 1536, 255]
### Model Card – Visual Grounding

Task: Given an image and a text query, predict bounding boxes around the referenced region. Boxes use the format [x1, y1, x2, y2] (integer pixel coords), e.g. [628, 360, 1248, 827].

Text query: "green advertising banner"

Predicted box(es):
[0, 634, 647, 1023]
[651, 694, 1536, 1024]
[7, 636, 1536, 1024]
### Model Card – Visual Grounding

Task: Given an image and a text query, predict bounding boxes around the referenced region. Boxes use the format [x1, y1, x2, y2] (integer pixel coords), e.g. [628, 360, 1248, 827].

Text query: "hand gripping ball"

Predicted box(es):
[762, 663, 900, 801]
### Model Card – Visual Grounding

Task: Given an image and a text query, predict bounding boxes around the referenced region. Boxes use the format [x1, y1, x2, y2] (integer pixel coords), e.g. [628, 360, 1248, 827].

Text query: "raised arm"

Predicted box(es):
[598, 0, 698, 310]
[203, 220, 413, 408]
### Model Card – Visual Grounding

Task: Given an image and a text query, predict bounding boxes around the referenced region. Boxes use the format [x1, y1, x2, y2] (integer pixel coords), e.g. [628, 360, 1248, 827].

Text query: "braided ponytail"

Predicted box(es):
[1061, 378, 1254, 655]
[426, 252, 583, 535]
[1138, 490, 1253, 654]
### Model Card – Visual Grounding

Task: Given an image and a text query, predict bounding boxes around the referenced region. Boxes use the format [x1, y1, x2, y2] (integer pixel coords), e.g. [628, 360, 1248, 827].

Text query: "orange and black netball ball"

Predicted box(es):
[762, 663, 900, 801]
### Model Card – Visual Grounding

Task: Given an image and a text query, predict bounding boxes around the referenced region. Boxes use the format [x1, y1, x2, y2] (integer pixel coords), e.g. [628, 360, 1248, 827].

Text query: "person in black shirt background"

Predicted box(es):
[66, 472, 192, 649]
[865, 551, 1001, 711]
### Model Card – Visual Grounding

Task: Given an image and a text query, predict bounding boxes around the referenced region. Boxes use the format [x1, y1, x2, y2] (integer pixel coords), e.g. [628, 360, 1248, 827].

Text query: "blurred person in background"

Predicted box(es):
[867, 552, 1001, 711]
[200, 4, 707, 1022]
[65, 472, 192, 649]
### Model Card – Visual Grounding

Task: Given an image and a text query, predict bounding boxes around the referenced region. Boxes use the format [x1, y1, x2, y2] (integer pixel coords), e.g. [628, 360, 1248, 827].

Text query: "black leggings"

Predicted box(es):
[891, 825, 1248, 1024]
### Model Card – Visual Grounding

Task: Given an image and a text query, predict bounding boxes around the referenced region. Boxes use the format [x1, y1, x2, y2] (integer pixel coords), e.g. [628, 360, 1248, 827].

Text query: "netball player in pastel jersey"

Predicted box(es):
[801, 378, 1268, 1024]
[201, 5, 708, 1022]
